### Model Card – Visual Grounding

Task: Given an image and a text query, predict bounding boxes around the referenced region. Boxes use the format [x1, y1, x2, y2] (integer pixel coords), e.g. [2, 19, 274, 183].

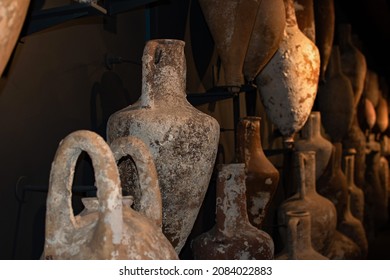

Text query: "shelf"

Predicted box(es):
[24, 0, 160, 35]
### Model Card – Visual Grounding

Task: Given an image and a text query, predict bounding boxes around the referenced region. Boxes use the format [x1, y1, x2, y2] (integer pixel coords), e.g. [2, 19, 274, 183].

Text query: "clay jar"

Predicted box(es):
[365, 135, 388, 231]
[343, 151, 365, 223]
[375, 96, 389, 133]
[243, 0, 285, 82]
[276, 211, 327, 260]
[235, 117, 279, 229]
[278, 151, 337, 255]
[339, 25, 365, 87]
[365, 70, 380, 108]
[313, 0, 335, 81]
[317, 143, 348, 222]
[317, 46, 355, 142]
[198, 0, 261, 86]
[294, 0, 316, 42]
[338, 24, 367, 108]
[343, 116, 367, 189]
[107, 39, 220, 253]
[191, 164, 274, 260]
[42, 130, 178, 260]
[256, 0, 320, 144]
[295, 111, 332, 180]
[0, 0, 30, 76]
[337, 187, 368, 258]
[317, 143, 367, 258]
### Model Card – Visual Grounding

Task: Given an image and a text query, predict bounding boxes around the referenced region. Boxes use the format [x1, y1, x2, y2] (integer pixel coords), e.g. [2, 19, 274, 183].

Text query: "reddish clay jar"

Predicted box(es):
[235, 117, 279, 229]
[191, 164, 274, 260]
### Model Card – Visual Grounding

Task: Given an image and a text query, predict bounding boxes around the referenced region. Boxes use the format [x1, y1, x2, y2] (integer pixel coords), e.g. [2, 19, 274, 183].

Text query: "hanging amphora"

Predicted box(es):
[198, 0, 261, 86]
[256, 0, 320, 144]
[243, 0, 285, 82]
[313, 0, 335, 81]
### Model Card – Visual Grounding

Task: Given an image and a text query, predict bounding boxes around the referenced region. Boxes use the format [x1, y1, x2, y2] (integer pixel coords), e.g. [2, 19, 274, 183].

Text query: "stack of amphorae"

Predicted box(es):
[41, 0, 390, 260]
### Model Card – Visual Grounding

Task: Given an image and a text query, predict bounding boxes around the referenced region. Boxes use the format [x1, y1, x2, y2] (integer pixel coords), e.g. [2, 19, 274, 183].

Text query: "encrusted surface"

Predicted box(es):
[107, 40, 220, 253]
[256, 0, 320, 140]
[0, 0, 29, 76]
[43, 130, 177, 259]
[236, 117, 279, 228]
[192, 164, 274, 260]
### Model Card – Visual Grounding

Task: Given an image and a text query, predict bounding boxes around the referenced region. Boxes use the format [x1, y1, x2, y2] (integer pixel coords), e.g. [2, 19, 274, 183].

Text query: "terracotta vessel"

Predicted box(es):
[295, 111, 332, 180]
[294, 0, 315, 42]
[313, 0, 335, 81]
[337, 187, 368, 258]
[365, 135, 388, 231]
[375, 96, 389, 133]
[79, 196, 134, 217]
[317, 46, 354, 142]
[191, 164, 274, 260]
[342, 116, 367, 188]
[317, 143, 367, 258]
[364, 70, 380, 108]
[256, 0, 320, 144]
[276, 211, 327, 260]
[317, 143, 348, 223]
[107, 39, 220, 253]
[42, 130, 178, 260]
[235, 117, 279, 229]
[198, 0, 261, 86]
[0, 0, 30, 76]
[244, 0, 285, 82]
[379, 156, 389, 214]
[343, 151, 365, 223]
[278, 151, 337, 255]
[325, 230, 361, 260]
[338, 23, 367, 108]
[358, 97, 377, 133]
